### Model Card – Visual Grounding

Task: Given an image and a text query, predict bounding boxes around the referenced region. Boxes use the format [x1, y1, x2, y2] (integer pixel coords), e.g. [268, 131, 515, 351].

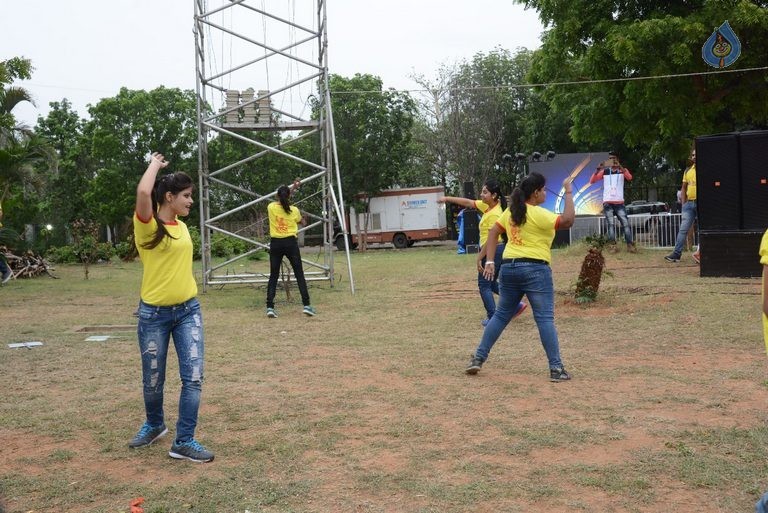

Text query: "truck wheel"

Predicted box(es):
[392, 233, 408, 249]
[335, 235, 355, 251]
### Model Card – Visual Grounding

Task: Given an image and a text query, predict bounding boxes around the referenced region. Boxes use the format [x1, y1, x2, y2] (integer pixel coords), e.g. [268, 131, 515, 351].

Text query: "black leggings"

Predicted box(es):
[266, 236, 310, 308]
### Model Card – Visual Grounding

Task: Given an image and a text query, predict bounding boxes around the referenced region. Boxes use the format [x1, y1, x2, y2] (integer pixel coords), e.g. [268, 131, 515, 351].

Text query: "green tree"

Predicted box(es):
[328, 74, 417, 203]
[517, 0, 768, 166]
[84, 87, 199, 239]
[323, 74, 416, 250]
[35, 99, 93, 243]
[0, 57, 56, 232]
[412, 48, 575, 195]
[0, 57, 34, 131]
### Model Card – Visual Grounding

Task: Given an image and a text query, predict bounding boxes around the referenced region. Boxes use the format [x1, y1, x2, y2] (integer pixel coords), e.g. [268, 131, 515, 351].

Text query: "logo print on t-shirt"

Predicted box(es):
[276, 216, 288, 234]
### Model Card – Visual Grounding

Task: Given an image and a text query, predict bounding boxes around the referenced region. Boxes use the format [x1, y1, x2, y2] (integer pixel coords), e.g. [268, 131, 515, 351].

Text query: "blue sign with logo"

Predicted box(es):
[702, 21, 741, 68]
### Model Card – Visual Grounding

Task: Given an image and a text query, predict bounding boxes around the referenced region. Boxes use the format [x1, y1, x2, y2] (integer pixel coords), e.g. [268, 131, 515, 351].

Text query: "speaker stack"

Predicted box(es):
[696, 130, 768, 277]
[462, 181, 480, 249]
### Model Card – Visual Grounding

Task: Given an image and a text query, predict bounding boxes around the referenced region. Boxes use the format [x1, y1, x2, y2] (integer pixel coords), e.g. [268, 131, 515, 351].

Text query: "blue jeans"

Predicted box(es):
[603, 203, 633, 244]
[475, 261, 564, 369]
[478, 243, 504, 319]
[670, 201, 697, 258]
[137, 298, 204, 443]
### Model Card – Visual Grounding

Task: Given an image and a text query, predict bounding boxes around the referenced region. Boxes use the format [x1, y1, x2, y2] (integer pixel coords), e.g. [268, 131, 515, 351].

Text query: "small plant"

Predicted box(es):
[70, 218, 101, 279]
[574, 233, 610, 303]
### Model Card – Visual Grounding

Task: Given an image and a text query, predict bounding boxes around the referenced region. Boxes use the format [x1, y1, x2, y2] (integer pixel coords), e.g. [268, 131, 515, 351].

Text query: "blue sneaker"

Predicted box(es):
[302, 305, 316, 316]
[128, 422, 168, 448]
[169, 439, 214, 463]
[266, 308, 278, 318]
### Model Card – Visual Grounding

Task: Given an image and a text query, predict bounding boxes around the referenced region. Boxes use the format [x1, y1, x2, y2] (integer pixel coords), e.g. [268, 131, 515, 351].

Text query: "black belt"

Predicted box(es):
[501, 258, 549, 266]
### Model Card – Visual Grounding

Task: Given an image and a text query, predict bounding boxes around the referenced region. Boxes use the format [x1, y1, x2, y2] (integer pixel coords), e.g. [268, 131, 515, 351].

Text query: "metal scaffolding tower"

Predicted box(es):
[193, 0, 354, 294]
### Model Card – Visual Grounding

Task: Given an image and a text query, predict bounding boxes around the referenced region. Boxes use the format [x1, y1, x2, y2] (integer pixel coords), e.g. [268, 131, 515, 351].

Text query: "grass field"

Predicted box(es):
[1, 242, 767, 513]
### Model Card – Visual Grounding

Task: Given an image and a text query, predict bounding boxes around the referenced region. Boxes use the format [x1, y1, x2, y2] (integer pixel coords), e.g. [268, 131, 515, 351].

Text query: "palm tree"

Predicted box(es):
[0, 57, 57, 197]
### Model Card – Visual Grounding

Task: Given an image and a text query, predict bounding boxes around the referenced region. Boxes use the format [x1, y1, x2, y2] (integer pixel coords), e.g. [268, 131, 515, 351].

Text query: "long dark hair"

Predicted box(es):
[510, 172, 546, 227]
[140, 171, 194, 250]
[484, 177, 506, 210]
[277, 185, 292, 214]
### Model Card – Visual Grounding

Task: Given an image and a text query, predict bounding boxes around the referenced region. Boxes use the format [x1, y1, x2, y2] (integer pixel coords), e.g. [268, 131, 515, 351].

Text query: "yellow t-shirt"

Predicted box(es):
[268, 201, 301, 238]
[683, 164, 697, 201]
[134, 213, 197, 306]
[475, 200, 503, 247]
[496, 204, 561, 263]
[760, 229, 768, 353]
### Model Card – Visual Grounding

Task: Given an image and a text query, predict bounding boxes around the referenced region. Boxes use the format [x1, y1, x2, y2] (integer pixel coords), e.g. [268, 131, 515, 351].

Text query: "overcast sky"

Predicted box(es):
[2, 0, 543, 127]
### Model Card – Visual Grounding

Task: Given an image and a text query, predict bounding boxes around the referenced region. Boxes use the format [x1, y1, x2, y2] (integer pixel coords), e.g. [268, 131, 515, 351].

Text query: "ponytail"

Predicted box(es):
[510, 172, 546, 227]
[277, 185, 292, 214]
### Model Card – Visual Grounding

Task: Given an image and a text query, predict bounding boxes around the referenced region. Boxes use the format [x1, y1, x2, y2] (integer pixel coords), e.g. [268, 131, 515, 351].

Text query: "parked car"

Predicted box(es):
[623, 200, 670, 232]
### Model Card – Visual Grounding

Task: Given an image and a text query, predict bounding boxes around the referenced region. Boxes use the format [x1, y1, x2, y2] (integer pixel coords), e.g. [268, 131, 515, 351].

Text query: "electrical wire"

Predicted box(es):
[329, 65, 768, 96]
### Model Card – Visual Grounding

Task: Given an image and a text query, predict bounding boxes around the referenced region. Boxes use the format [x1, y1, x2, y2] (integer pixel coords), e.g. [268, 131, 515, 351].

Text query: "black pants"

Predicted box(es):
[266, 236, 310, 308]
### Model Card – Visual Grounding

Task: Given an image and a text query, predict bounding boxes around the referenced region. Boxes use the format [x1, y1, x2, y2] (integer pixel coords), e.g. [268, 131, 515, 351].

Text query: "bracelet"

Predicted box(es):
[485, 261, 494, 266]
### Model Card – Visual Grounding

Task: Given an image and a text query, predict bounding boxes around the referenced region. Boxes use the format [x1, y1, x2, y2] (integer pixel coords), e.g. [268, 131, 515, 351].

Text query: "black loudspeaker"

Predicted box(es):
[553, 229, 571, 247]
[463, 210, 480, 246]
[462, 181, 480, 246]
[739, 130, 768, 230]
[696, 134, 741, 231]
[699, 230, 763, 278]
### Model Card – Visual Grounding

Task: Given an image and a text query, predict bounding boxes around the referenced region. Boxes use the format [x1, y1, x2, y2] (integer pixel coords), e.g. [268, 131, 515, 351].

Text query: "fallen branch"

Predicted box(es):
[2, 250, 58, 280]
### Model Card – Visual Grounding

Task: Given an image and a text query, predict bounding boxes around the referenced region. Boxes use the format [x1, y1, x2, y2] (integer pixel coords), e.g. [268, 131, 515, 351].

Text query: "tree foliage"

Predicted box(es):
[0, 57, 56, 234]
[517, 0, 768, 164]
[327, 74, 416, 204]
[35, 100, 93, 242]
[0, 57, 34, 131]
[412, 48, 577, 196]
[84, 86, 199, 236]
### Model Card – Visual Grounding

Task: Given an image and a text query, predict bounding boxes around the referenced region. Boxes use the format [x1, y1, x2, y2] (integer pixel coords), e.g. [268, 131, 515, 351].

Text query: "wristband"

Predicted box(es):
[485, 261, 494, 266]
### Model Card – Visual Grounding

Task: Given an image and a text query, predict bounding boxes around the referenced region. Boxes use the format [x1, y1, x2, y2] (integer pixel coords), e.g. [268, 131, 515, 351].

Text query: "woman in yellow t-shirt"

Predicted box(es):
[265, 180, 315, 318]
[438, 178, 526, 325]
[129, 152, 213, 463]
[465, 172, 575, 382]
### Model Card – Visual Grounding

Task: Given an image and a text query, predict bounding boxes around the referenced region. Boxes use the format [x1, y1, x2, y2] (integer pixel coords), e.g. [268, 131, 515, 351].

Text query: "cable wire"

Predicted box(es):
[330, 65, 768, 96]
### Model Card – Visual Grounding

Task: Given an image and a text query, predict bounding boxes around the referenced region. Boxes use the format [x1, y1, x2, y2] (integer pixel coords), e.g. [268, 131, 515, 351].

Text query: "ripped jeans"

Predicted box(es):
[137, 298, 204, 443]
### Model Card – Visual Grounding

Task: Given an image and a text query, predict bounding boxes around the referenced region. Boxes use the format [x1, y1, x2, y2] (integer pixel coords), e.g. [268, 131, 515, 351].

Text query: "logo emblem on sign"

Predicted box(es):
[702, 21, 741, 68]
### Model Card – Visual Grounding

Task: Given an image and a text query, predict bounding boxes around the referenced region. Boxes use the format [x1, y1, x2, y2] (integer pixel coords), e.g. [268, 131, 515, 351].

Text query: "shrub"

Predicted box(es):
[188, 225, 202, 260]
[46, 245, 78, 264]
[114, 241, 136, 261]
[210, 232, 250, 258]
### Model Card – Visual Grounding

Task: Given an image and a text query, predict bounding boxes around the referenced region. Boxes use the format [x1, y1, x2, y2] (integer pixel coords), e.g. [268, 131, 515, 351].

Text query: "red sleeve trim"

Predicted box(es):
[554, 215, 562, 230]
[135, 211, 153, 224]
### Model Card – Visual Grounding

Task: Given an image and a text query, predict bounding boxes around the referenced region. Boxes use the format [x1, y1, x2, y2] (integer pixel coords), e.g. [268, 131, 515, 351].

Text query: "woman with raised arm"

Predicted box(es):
[265, 179, 316, 318]
[128, 152, 213, 463]
[465, 172, 575, 382]
[438, 178, 527, 326]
